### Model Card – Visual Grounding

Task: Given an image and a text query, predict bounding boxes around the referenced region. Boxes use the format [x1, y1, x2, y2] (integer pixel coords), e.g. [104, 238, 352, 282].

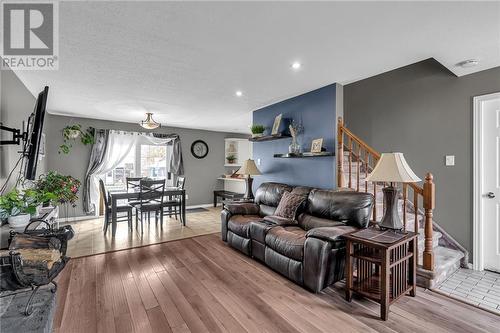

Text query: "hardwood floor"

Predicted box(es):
[61, 207, 221, 257]
[54, 233, 500, 333]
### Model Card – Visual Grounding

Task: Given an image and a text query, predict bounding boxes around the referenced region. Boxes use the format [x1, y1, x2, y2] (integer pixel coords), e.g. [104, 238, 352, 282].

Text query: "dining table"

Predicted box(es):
[108, 186, 186, 237]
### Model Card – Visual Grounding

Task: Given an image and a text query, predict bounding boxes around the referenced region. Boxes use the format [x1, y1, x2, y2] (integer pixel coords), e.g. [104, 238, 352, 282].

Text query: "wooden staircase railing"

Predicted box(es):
[337, 117, 435, 271]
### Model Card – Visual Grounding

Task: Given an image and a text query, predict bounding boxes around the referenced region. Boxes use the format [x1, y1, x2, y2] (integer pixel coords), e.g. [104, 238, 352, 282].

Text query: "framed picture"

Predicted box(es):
[310, 138, 323, 153]
[271, 113, 282, 135]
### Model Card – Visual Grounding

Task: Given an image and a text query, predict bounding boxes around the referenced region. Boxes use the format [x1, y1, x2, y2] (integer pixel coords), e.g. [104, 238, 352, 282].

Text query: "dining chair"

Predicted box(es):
[162, 176, 185, 220]
[135, 179, 165, 231]
[126, 177, 143, 206]
[99, 178, 133, 233]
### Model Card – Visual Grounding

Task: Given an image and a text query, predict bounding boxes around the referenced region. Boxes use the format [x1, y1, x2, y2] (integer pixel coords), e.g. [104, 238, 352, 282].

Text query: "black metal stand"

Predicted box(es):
[0, 124, 26, 145]
[23, 281, 57, 316]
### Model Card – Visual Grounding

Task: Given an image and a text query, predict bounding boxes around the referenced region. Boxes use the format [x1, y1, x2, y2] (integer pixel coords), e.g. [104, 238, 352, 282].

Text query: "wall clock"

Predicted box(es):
[191, 140, 209, 159]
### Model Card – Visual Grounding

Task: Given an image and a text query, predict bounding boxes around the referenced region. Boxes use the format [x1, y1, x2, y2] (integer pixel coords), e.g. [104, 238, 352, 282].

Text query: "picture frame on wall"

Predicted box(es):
[310, 138, 323, 153]
[271, 113, 282, 135]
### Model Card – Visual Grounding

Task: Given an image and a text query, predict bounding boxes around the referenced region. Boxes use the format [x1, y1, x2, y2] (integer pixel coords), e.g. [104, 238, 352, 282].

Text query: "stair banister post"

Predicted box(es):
[423, 172, 435, 271]
[337, 117, 344, 188]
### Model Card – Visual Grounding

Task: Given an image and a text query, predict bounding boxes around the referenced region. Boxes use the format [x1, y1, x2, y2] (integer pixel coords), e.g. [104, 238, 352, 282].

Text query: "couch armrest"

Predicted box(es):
[220, 209, 232, 242]
[306, 226, 358, 244]
[225, 203, 260, 216]
[303, 226, 356, 293]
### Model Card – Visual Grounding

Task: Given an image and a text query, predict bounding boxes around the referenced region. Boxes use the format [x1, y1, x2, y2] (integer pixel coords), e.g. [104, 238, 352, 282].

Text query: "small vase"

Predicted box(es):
[289, 138, 301, 155]
[252, 133, 264, 138]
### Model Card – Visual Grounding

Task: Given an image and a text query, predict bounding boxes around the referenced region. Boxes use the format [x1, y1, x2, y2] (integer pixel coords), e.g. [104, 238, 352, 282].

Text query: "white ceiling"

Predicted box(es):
[13, 1, 500, 133]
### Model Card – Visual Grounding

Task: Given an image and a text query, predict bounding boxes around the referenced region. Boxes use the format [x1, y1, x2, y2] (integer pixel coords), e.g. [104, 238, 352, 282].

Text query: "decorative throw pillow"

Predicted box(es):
[274, 191, 306, 220]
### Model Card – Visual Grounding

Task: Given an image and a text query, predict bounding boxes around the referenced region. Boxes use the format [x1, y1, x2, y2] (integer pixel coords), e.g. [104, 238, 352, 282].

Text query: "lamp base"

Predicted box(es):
[379, 186, 403, 231]
[243, 177, 254, 200]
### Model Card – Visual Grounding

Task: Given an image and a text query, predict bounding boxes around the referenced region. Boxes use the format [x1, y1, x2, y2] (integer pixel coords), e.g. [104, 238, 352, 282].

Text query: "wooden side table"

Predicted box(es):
[344, 228, 418, 320]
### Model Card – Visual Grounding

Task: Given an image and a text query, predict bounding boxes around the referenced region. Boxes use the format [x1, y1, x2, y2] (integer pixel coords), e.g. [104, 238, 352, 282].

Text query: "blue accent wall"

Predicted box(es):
[252, 84, 338, 191]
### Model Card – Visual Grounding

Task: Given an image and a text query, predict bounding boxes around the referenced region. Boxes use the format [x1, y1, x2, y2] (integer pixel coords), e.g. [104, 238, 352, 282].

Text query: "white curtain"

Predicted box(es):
[88, 131, 173, 215]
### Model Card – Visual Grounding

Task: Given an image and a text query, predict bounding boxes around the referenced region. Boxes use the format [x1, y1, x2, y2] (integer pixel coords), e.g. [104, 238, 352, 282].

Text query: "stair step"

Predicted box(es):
[417, 246, 464, 289]
[417, 230, 441, 251]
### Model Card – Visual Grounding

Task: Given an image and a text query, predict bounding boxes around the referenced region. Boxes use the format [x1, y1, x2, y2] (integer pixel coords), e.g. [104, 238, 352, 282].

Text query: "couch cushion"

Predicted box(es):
[265, 226, 306, 261]
[274, 191, 305, 220]
[297, 213, 345, 231]
[307, 190, 374, 229]
[228, 215, 262, 238]
[254, 183, 292, 208]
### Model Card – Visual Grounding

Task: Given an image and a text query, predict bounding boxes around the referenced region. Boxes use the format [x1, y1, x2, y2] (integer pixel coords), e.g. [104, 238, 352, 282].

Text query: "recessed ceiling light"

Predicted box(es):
[235, 90, 243, 97]
[456, 59, 479, 68]
[291, 61, 301, 70]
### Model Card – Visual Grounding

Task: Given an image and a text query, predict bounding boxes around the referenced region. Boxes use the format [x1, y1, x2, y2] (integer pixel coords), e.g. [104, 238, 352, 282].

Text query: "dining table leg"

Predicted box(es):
[111, 196, 117, 237]
[182, 191, 186, 226]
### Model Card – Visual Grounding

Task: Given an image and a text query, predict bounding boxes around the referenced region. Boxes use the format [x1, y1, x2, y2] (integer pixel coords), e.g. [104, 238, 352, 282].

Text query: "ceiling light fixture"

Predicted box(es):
[456, 59, 479, 68]
[139, 112, 161, 129]
[291, 61, 301, 70]
[235, 90, 243, 97]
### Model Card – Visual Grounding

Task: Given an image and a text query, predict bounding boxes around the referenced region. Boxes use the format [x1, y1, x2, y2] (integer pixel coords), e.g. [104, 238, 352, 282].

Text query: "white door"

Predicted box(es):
[481, 94, 500, 272]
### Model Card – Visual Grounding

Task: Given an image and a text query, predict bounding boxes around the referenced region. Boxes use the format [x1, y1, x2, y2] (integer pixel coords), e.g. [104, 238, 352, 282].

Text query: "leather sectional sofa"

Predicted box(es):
[221, 182, 374, 293]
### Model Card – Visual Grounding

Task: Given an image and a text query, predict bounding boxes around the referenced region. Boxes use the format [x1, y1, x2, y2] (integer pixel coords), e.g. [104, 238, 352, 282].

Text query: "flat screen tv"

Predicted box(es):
[24, 86, 49, 180]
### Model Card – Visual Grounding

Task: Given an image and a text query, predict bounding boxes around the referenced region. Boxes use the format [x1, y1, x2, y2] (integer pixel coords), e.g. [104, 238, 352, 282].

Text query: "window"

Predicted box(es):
[102, 143, 173, 188]
[104, 149, 136, 190]
[140, 145, 168, 180]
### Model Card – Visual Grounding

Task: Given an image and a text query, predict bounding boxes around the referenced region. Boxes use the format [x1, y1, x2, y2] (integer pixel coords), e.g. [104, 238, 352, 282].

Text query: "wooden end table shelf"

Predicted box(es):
[344, 228, 418, 320]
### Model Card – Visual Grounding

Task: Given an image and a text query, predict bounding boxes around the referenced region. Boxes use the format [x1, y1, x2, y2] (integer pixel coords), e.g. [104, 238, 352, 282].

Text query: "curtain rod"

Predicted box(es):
[94, 128, 179, 139]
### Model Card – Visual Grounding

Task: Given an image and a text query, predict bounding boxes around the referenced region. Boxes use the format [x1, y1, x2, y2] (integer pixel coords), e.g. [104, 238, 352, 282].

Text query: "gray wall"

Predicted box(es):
[1, 68, 46, 190]
[44, 114, 246, 217]
[344, 59, 500, 258]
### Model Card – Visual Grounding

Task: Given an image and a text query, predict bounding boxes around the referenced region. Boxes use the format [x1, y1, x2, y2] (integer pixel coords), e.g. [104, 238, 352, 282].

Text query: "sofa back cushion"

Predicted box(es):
[297, 214, 345, 231]
[306, 190, 374, 228]
[255, 182, 293, 208]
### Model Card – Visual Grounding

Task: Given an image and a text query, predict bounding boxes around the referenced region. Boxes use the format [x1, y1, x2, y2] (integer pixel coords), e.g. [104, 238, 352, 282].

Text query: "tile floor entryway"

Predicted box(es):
[437, 268, 500, 314]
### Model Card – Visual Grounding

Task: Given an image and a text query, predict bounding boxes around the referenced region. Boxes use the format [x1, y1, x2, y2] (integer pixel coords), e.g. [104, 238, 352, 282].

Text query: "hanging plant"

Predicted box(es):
[59, 124, 95, 154]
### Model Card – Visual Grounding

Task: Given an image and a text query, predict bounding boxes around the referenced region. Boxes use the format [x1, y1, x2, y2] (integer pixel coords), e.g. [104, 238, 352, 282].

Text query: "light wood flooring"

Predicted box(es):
[61, 207, 221, 257]
[53, 233, 500, 333]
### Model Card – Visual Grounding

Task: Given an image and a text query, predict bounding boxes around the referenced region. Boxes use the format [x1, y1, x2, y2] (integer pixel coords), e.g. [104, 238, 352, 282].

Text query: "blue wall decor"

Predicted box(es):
[252, 84, 339, 190]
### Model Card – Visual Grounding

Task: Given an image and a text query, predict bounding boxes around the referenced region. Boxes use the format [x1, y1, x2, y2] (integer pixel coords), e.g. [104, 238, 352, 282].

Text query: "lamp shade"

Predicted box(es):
[366, 153, 421, 183]
[236, 159, 261, 176]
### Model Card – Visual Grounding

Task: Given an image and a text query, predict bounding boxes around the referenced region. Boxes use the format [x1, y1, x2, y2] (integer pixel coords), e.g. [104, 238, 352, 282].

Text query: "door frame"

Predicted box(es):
[473, 91, 500, 271]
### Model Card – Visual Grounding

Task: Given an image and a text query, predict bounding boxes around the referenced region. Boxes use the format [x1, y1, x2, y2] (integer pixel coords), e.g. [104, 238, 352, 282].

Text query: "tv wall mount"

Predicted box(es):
[0, 123, 28, 145]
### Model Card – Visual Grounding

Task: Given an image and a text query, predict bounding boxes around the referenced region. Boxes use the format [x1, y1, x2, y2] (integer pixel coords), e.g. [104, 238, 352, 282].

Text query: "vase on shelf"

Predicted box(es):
[288, 138, 301, 155]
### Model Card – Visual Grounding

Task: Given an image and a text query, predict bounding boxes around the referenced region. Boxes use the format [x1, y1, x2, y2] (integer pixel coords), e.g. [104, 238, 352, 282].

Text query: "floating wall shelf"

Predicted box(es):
[273, 152, 334, 158]
[248, 134, 291, 142]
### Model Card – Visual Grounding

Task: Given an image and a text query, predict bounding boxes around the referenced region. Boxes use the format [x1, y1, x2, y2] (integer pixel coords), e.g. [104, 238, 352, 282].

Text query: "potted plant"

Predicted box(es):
[0, 189, 38, 229]
[226, 154, 237, 164]
[35, 171, 81, 207]
[59, 124, 95, 154]
[250, 124, 265, 138]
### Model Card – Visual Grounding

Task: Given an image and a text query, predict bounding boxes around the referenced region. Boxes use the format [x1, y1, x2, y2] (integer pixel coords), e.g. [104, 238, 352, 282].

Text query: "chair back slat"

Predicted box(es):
[139, 179, 166, 205]
[126, 177, 143, 192]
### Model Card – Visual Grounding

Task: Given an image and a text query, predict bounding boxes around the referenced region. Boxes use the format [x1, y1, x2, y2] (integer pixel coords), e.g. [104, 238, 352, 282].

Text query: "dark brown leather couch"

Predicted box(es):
[221, 182, 374, 293]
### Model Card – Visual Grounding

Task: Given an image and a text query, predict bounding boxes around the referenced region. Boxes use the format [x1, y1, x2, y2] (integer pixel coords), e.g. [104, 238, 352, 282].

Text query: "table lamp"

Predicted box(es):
[366, 153, 421, 230]
[236, 159, 262, 200]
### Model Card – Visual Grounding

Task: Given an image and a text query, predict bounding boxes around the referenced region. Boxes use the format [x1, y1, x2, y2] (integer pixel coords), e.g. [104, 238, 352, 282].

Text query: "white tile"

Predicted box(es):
[484, 297, 500, 306]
